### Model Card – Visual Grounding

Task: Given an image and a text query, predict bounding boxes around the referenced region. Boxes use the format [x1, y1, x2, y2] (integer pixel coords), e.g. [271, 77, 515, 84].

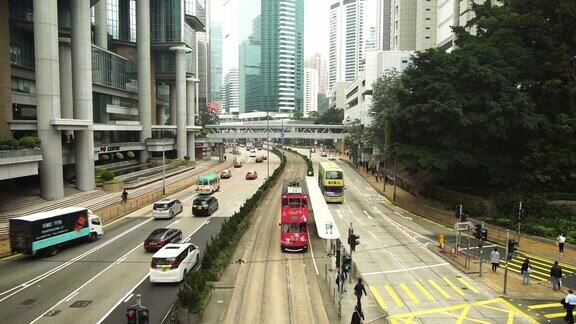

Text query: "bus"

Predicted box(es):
[196, 173, 220, 195]
[318, 161, 344, 203]
[280, 179, 309, 252]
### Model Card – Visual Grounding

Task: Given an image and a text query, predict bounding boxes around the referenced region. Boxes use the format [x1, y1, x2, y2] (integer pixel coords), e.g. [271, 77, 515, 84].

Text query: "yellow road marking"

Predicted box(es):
[428, 279, 451, 299]
[456, 277, 480, 293]
[502, 262, 548, 281]
[520, 252, 576, 272]
[414, 281, 435, 301]
[497, 298, 539, 323]
[443, 277, 465, 296]
[481, 304, 511, 313]
[369, 286, 388, 310]
[456, 306, 470, 324]
[385, 284, 404, 307]
[399, 283, 420, 305]
[507, 259, 554, 277]
[544, 312, 567, 319]
[528, 302, 563, 309]
[507, 310, 515, 324]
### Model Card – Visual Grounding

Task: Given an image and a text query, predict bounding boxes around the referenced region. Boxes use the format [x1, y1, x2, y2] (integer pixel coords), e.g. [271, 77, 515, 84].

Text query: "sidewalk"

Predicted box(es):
[0, 157, 231, 257]
[345, 157, 576, 267]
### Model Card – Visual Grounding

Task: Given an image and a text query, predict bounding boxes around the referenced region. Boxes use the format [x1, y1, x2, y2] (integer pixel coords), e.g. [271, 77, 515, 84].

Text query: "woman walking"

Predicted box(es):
[521, 259, 531, 284]
[558, 233, 566, 254]
[490, 247, 500, 272]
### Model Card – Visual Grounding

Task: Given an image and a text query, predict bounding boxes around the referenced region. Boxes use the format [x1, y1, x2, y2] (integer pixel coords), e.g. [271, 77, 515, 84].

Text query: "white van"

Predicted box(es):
[249, 149, 257, 157]
[149, 243, 199, 283]
[152, 198, 183, 219]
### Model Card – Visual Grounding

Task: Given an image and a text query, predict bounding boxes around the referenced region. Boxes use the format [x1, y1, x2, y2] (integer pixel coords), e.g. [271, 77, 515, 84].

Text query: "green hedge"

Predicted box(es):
[284, 147, 314, 176]
[176, 148, 287, 313]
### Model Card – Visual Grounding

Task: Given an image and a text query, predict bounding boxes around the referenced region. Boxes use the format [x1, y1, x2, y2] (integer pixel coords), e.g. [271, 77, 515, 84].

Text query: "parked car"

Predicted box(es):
[255, 156, 263, 163]
[144, 228, 183, 252]
[149, 243, 199, 283]
[320, 152, 327, 157]
[152, 198, 183, 219]
[328, 154, 336, 160]
[233, 161, 243, 168]
[262, 155, 267, 160]
[220, 169, 232, 179]
[246, 170, 258, 180]
[192, 196, 219, 216]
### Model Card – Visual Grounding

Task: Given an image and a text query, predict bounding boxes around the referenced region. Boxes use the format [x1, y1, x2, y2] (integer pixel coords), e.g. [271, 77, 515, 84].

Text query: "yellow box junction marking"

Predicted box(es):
[399, 282, 420, 305]
[544, 312, 567, 319]
[456, 277, 480, 293]
[415, 281, 435, 301]
[385, 284, 404, 307]
[528, 302, 563, 310]
[368, 285, 388, 310]
[388, 298, 539, 324]
[443, 277, 465, 296]
[428, 279, 451, 299]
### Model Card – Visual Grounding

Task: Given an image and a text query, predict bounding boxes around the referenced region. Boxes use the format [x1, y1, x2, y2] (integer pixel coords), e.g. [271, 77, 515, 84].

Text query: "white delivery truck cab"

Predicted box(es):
[9, 207, 104, 256]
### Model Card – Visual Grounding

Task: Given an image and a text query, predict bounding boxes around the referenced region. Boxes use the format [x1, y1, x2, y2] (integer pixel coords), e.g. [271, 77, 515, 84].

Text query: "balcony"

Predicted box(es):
[185, 0, 206, 31]
[145, 138, 176, 152]
[92, 46, 138, 93]
[0, 148, 42, 181]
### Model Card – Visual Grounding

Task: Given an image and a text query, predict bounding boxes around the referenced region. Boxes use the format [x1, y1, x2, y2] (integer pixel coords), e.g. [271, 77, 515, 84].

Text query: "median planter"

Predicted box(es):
[102, 180, 124, 192]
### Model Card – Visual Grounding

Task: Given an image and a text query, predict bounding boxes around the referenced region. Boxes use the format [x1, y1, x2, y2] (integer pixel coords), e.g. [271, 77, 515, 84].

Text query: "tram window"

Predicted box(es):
[282, 223, 291, 233]
[288, 198, 302, 208]
[300, 222, 307, 232]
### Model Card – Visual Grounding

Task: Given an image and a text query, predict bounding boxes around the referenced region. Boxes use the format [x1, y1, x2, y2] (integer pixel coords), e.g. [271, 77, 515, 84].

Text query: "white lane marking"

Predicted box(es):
[29, 239, 149, 324]
[0, 217, 153, 302]
[172, 219, 181, 225]
[336, 210, 343, 219]
[394, 211, 413, 220]
[115, 257, 127, 265]
[206, 220, 211, 224]
[64, 292, 78, 302]
[123, 293, 134, 303]
[308, 229, 319, 275]
[95, 219, 209, 324]
[372, 206, 435, 245]
[362, 210, 373, 219]
[361, 262, 449, 276]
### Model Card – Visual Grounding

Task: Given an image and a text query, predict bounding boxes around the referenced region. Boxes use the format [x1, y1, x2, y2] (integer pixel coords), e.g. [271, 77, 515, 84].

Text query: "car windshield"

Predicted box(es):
[287, 198, 303, 208]
[325, 171, 342, 180]
[281, 222, 307, 233]
[148, 229, 167, 240]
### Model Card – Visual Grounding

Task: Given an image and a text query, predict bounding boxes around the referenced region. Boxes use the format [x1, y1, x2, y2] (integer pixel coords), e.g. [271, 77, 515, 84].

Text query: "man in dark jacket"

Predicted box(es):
[354, 278, 368, 305]
[550, 261, 563, 291]
[351, 303, 365, 324]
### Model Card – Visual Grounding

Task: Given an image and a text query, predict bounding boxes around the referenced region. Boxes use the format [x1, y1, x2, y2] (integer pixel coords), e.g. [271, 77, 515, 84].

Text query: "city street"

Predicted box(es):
[0, 149, 279, 324]
[296, 148, 539, 323]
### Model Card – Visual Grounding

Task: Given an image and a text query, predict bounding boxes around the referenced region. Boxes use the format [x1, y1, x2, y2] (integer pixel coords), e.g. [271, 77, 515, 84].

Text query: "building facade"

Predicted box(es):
[303, 67, 318, 118]
[376, 0, 391, 50]
[304, 53, 327, 95]
[328, 0, 364, 97]
[437, 0, 478, 51]
[1, 0, 206, 199]
[210, 22, 222, 103]
[344, 51, 412, 126]
[223, 68, 239, 114]
[389, 0, 437, 51]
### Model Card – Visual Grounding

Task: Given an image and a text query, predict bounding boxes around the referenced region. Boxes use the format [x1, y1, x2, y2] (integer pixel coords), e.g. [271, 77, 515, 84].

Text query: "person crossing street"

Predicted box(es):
[354, 278, 367, 306]
[564, 289, 576, 324]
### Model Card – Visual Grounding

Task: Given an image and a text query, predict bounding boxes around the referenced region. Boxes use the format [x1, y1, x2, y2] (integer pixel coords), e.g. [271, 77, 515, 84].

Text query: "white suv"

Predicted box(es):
[149, 243, 199, 283]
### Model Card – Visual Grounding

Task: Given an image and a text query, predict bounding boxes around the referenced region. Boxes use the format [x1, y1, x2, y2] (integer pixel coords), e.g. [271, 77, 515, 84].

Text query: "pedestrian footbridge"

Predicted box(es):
[205, 124, 348, 140]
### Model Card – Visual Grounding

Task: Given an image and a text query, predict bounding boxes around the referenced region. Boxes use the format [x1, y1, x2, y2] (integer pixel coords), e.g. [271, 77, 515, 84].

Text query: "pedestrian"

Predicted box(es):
[521, 258, 531, 284]
[351, 303, 365, 324]
[558, 233, 566, 254]
[121, 189, 128, 204]
[565, 289, 576, 324]
[489, 247, 500, 272]
[354, 278, 368, 305]
[551, 261, 563, 291]
[336, 271, 346, 294]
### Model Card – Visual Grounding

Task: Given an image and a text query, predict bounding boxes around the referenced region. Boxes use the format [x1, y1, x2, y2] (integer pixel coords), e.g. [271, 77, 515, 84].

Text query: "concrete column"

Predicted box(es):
[94, 0, 108, 49]
[171, 47, 190, 158]
[169, 83, 177, 125]
[156, 105, 166, 126]
[58, 38, 73, 119]
[71, 0, 95, 191]
[137, 0, 151, 163]
[0, 0, 11, 139]
[33, 0, 64, 199]
[186, 78, 197, 160]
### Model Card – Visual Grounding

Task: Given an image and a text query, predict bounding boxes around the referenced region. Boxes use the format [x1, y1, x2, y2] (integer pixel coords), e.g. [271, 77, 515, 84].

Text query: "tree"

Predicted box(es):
[292, 109, 303, 120]
[314, 108, 344, 125]
[197, 106, 219, 127]
[317, 94, 329, 114]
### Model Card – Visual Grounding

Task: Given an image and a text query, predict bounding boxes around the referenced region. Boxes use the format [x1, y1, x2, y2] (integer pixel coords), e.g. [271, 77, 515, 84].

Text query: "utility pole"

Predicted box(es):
[479, 221, 484, 277]
[392, 157, 398, 204]
[338, 241, 344, 319]
[517, 201, 522, 243]
[348, 222, 353, 283]
[456, 204, 463, 250]
[162, 135, 166, 195]
[503, 229, 510, 294]
[266, 111, 270, 178]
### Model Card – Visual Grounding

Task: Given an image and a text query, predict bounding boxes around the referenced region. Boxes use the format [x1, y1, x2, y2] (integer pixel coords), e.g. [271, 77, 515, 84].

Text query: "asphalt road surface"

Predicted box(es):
[0, 148, 279, 324]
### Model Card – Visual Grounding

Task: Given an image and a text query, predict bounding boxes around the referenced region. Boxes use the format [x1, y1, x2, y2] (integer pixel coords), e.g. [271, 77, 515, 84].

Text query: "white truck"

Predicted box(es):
[9, 207, 104, 256]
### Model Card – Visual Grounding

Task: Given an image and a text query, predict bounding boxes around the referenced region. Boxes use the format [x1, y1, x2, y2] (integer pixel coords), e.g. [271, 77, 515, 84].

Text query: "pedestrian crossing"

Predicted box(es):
[362, 193, 388, 202]
[369, 276, 485, 311]
[502, 253, 576, 282]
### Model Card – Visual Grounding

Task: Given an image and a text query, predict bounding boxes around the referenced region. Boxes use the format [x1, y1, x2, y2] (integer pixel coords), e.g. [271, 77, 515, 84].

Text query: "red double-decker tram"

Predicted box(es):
[280, 179, 309, 252]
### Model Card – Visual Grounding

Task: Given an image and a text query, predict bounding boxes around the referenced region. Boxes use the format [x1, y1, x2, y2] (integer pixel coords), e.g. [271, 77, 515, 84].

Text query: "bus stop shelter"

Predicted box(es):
[306, 176, 340, 254]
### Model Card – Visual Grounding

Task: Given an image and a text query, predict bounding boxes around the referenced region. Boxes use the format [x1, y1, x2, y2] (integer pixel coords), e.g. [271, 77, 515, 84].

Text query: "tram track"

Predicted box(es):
[224, 151, 330, 324]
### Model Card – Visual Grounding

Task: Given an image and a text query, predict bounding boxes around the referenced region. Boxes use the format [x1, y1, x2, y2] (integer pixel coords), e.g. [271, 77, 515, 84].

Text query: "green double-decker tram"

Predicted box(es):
[318, 162, 344, 203]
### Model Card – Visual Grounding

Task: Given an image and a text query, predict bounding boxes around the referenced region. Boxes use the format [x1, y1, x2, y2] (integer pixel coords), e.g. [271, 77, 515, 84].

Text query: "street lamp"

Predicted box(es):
[267, 111, 270, 178]
[162, 134, 166, 195]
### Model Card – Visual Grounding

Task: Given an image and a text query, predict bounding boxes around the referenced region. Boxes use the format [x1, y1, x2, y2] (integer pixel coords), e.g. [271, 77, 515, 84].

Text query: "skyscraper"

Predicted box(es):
[365, 26, 378, 51]
[376, 0, 391, 50]
[239, 16, 264, 113]
[223, 68, 239, 114]
[303, 68, 319, 118]
[210, 22, 223, 103]
[305, 53, 327, 95]
[328, 0, 364, 95]
[260, 0, 304, 114]
[389, 0, 437, 51]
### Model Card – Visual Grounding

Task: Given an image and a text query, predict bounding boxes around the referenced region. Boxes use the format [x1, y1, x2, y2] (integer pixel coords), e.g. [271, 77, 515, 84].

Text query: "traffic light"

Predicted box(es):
[454, 206, 461, 219]
[474, 224, 482, 240]
[481, 228, 488, 241]
[126, 307, 138, 324]
[350, 234, 360, 252]
[343, 255, 352, 274]
[126, 306, 149, 324]
[138, 308, 149, 324]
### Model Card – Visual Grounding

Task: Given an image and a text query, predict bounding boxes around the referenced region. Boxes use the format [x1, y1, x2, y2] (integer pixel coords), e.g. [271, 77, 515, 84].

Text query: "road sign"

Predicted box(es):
[454, 221, 472, 232]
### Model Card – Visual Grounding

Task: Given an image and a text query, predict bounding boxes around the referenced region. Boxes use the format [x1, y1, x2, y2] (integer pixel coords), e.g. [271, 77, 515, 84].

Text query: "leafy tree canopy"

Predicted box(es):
[372, 0, 576, 192]
[314, 108, 344, 125]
